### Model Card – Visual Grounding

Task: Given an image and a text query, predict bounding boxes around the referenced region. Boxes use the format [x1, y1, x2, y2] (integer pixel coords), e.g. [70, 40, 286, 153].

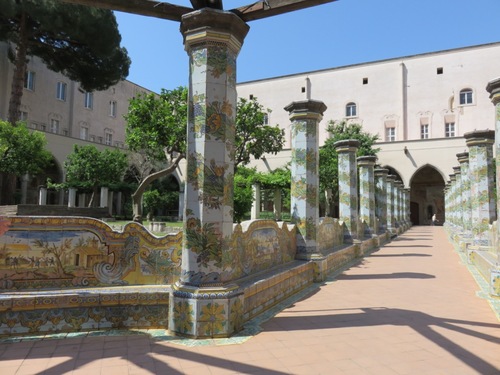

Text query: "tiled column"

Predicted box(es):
[485, 79, 500, 293]
[386, 175, 396, 234]
[334, 140, 360, 242]
[68, 188, 77, 208]
[453, 166, 463, 231]
[403, 188, 410, 228]
[457, 153, 471, 236]
[443, 183, 450, 226]
[251, 183, 260, 220]
[394, 181, 403, 230]
[374, 168, 389, 234]
[169, 9, 249, 338]
[274, 189, 282, 221]
[449, 174, 457, 227]
[357, 156, 377, 236]
[464, 130, 495, 244]
[100, 187, 109, 208]
[286, 100, 327, 260]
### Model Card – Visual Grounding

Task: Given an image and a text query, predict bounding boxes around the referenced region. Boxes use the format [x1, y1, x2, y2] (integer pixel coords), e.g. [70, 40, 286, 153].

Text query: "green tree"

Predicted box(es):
[0, 0, 130, 124]
[0, 120, 51, 176]
[233, 166, 291, 223]
[235, 97, 285, 166]
[319, 120, 380, 217]
[53, 145, 128, 207]
[0, 120, 52, 204]
[125, 87, 187, 222]
[125, 89, 286, 222]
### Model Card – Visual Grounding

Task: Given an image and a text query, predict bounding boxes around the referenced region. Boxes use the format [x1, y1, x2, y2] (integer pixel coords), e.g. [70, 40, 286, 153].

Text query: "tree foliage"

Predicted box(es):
[0, 0, 130, 123]
[0, 120, 51, 175]
[235, 97, 285, 167]
[124, 87, 187, 221]
[52, 145, 128, 207]
[319, 120, 380, 216]
[124, 89, 286, 222]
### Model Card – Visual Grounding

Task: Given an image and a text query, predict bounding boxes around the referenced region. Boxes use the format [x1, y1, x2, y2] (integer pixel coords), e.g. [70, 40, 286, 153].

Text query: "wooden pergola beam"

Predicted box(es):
[232, 0, 337, 22]
[58, 0, 191, 22]
[57, 0, 337, 22]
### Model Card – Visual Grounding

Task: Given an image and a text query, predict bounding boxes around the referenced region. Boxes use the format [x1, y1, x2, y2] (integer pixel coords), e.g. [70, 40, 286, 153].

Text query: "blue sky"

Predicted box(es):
[115, 0, 500, 93]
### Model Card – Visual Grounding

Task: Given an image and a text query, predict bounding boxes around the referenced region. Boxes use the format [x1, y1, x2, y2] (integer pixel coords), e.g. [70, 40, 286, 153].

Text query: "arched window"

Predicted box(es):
[459, 88, 473, 105]
[345, 102, 357, 117]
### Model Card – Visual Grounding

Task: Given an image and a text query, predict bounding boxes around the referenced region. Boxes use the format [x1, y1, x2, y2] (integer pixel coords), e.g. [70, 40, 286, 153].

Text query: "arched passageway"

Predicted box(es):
[410, 165, 445, 225]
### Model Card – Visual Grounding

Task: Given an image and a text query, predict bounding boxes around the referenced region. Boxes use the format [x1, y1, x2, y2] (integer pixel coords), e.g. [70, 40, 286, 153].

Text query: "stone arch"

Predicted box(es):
[408, 164, 445, 225]
[380, 165, 405, 186]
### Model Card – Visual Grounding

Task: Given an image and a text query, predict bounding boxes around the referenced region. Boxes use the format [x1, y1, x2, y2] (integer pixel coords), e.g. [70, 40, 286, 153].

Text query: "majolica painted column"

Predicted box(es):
[274, 189, 282, 221]
[486, 78, 500, 294]
[386, 175, 396, 234]
[357, 156, 377, 236]
[251, 183, 261, 220]
[169, 9, 249, 338]
[334, 140, 360, 242]
[286, 100, 327, 260]
[394, 181, 403, 229]
[404, 188, 411, 227]
[374, 168, 389, 233]
[68, 188, 77, 208]
[453, 166, 463, 230]
[464, 130, 495, 244]
[457, 152, 471, 236]
[449, 174, 457, 227]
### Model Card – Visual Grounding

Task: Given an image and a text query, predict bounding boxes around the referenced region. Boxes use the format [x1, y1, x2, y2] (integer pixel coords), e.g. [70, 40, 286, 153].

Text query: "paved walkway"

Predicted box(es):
[1, 226, 499, 375]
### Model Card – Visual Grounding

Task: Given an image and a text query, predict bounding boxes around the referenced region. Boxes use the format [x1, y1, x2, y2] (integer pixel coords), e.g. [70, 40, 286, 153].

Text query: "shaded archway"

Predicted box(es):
[409, 165, 445, 225]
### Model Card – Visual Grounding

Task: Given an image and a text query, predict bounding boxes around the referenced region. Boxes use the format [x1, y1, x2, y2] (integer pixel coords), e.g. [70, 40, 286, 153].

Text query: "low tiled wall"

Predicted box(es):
[0, 215, 401, 337]
[0, 286, 169, 336]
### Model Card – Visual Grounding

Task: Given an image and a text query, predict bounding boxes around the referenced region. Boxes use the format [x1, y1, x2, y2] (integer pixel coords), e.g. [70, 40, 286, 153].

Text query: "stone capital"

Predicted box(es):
[374, 168, 389, 177]
[333, 139, 360, 153]
[486, 77, 500, 105]
[464, 129, 495, 147]
[456, 152, 469, 164]
[181, 8, 249, 53]
[357, 155, 377, 166]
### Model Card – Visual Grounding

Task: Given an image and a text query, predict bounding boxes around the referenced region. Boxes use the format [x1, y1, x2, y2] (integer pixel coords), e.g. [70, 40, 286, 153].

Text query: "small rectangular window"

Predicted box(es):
[362, 78, 368, 85]
[50, 119, 59, 134]
[109, 101, 117, 117]
[445, 122, 455, 137]
[420, 124, 429, 139]
[346, 103, 357, 117]
[249, 94, 254, 100]
[301, 87, 306, 93]
[385, 127, 395, 142]
[19, 111, 28, 122]
[437, 67, 443, 75]
[105, 133, 112, 145]
[459, 89, 473, 105]
[56, 82, 67, 101]
[84, 92, 93, 109]
[263, 113, 269, 125]
[24, 71, 35, 91]
[80, 126, 89, 140]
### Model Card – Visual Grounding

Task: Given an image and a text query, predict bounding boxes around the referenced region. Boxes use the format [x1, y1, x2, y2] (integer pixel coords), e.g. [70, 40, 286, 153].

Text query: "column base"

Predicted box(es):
[169, 282, 243, 338]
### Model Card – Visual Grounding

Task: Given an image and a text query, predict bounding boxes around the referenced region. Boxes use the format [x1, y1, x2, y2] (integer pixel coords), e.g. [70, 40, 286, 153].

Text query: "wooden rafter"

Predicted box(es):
[57, 0, 337, 22]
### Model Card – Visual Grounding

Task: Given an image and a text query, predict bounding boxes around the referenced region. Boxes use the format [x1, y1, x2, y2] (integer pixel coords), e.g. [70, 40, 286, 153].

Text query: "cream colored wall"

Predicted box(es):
[239, 43, 500, 184]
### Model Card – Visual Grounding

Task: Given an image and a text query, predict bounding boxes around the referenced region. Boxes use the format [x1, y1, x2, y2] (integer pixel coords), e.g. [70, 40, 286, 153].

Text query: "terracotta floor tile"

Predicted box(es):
[1, 227, 499, 375]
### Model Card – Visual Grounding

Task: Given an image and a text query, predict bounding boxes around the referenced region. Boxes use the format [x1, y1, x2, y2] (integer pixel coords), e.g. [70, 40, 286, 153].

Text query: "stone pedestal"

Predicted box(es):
[169, 9, 249, 338]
